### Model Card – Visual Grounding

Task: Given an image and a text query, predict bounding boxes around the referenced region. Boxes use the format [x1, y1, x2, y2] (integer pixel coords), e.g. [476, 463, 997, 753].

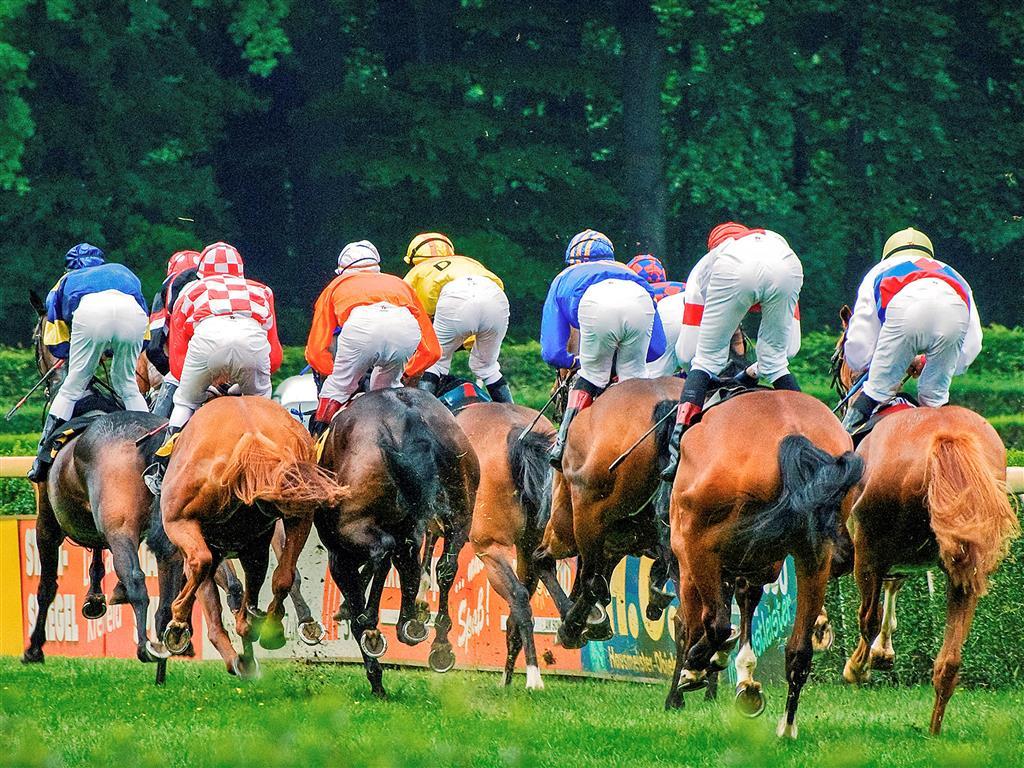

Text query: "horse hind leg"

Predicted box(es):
[233, 530, 275, 647]
[733, 579, 767, 717]
[392, 537, 429, 647]
[107, 532, 167, 663]
[214, 560, 244, 614]
[930, 581, 980, 735]
[261, 514, 313, 651]
[869, 577, 905, 671]
[328, 551, 386, 698]
[430, 526, 468, 673]
[482, 547, 542, 690]
[271, 518, 322, 645]
[843, 557, 885, 685]
[777, 561, 829, 740]
[81, 548, 107, 620]
[23, 504, 64, 664]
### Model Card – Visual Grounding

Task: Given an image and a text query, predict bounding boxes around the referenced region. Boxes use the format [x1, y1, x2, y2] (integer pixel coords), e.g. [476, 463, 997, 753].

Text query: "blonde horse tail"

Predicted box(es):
[926, 432, 1020, 595]
[220, 432, 349, 510]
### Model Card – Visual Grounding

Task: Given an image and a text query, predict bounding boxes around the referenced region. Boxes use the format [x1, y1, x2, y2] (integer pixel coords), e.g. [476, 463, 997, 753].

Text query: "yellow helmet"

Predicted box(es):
[881, 227, 934, 261]
[405, 232, 455, 264]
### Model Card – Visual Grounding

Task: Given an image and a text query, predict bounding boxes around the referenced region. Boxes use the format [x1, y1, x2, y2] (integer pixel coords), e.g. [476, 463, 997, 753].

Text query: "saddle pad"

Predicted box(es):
[851, 394, 919, 446]
[697, 382, 775, 423]
[437, 377, 492, 414]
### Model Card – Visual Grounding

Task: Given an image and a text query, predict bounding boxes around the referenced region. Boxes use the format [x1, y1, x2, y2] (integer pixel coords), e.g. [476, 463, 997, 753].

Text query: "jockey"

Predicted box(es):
[145, 249, 202, 417]
[627, 254, 686, 377]
[163, 242, 282, 443]
[403, 232, 513, 403]
[305, 240, 441, 436]
[541, 230, 666, 471]
[28, 244, 150, 482]
[661, 222, 804, 481]
[841, 227, 982, 432]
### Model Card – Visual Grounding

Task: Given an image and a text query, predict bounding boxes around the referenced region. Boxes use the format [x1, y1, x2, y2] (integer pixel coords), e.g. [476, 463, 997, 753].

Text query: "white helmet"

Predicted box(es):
[336, 240, 381, 275]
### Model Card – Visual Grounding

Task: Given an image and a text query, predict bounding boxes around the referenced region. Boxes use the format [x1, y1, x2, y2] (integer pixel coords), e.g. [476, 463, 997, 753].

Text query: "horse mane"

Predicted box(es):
[926, 431, 1020, 595]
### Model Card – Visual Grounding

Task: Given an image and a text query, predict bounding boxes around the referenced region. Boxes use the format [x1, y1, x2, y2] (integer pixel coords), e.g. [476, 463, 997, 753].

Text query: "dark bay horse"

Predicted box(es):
[461, 402, 570, 690]
[315, 388, 479, 697]
[832, 313, 1020, 734]
[666, 390, 863, 739]
[159, 396, 347, 677]
[23, 410, 176, 670]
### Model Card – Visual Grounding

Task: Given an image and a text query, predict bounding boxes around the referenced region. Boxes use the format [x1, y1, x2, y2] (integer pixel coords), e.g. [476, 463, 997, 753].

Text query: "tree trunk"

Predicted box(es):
[618, 0, 666, 258]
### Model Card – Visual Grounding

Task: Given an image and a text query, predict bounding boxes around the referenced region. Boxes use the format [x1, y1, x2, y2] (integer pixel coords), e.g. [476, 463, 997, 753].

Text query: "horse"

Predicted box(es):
[315, 388, 479, 697]
[459, 402, 570, 690]
[159, 396, 347, 677]
[832, 309, 1020, 734]
[665, 390, 863, 739]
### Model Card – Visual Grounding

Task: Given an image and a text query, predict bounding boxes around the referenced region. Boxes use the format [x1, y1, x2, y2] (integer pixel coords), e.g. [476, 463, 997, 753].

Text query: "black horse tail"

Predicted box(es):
[736, 434, 864, 565]
[652, 399, 678, 520]
[380, 407, 448, 522]
[506, 426, 555, 531]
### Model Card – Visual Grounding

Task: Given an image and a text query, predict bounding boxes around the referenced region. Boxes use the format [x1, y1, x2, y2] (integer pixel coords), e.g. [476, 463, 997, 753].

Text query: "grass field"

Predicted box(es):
[1, 658, 1022, 768]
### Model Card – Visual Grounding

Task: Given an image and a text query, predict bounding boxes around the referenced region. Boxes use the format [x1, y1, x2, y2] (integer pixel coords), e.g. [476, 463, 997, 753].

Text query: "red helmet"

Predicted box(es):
[166, 250, 201, 277]
[707, 222, 751, 251]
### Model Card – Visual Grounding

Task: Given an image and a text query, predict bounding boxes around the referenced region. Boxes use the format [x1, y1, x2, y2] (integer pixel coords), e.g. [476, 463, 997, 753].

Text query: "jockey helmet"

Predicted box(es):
[197, 242, 244, 278]
[65, 243, 105, 271]
[707, 222, 750, 250]
[565, 229, 614, 265]
[627, 254, 667, 284]
[337, 240, 381, 274]
[881, 227, 934, 261]
[166, 250, 202, 277]
[405, 232, 455, 264]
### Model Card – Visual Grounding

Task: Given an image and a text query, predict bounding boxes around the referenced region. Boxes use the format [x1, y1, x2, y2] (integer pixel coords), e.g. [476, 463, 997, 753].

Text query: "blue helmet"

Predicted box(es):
[565, 229, 614, 265]
[65, 243, 105, 270]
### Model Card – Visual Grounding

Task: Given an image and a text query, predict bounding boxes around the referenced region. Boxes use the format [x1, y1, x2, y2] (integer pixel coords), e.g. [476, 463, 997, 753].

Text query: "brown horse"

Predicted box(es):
[315, 388, 479, 697]
[460, 402, 569, 690]
[666, 390, 863, 739]
[832, 313, 1020, 734]
[159, 396, 346, 676]
[537, 376, 685, 650]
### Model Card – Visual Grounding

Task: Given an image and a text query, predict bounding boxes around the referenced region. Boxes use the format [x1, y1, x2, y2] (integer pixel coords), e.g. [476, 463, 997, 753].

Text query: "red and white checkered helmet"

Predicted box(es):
[198, 242, 244, 278]
[166, 249, 202, 277]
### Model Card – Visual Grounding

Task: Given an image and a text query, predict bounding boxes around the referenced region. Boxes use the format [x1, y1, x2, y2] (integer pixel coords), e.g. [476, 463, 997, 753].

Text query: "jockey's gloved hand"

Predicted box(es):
[310, 397, 342, 438]
[727, 367, 759, 389]
[907, 355, 926, 378]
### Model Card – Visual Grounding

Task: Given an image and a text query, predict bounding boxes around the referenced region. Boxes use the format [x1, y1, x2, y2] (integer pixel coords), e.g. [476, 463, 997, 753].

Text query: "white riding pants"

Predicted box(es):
[427, 275, 510, 385]
[864, 280, 970, 407]
[169, 315, 272, 429]
[320, 302, 422, 404]
[646, 292, 685, 377]
[577, 279, 656, 387]
[687, 247, 802, 380]
[50, 290, 149, 420]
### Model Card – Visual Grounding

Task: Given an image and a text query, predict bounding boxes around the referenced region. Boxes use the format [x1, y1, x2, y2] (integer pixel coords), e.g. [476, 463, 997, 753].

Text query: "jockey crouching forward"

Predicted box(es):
[661, 222, 803, 481]
[542, 230, 666, 471]
[403, 232, 513, 403]
[305, 241, 441, 437]
[627, 254, 686, 377]
[841, 227, 982, 433]
[145, 249, 202, 417]
[28, 244, 150, 482]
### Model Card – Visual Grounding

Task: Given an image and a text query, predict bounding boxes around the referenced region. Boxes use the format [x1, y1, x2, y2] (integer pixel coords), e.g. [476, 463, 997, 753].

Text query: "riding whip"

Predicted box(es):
[517, 373, 573, 441]
[831, 372, 868, 414]
[5, 359, 65, 421]
[608, 402, 679, 473]
[134, 421, 169, 447]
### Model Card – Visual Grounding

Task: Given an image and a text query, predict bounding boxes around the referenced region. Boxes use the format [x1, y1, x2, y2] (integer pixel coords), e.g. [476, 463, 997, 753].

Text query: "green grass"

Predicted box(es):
[1, 658, 1022, 768]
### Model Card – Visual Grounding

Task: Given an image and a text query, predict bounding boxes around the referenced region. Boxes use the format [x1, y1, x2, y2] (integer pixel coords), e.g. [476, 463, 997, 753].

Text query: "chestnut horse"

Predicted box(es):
[461, 402, 570, 690]
[832, 314, 1020, 734]
[159, 396, 347, 677]
[666, 390, 863, 739]
[315, 388, 479, 697]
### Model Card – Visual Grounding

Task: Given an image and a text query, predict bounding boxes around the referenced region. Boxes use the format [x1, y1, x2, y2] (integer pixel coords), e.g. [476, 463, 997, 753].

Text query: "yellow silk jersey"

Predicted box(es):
[403, 255, 504, 316]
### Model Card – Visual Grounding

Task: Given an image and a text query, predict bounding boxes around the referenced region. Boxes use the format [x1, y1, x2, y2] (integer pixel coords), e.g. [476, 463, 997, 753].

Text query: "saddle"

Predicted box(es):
[44, 387, 124, 460]
[436, 376, 492, 414]
[689, 381, 775, 427]
[850, 394, 919, 446]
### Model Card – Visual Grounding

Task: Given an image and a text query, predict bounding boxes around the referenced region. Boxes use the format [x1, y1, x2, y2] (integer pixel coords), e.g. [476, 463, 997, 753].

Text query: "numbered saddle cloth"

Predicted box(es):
[436, 377, 492, 414]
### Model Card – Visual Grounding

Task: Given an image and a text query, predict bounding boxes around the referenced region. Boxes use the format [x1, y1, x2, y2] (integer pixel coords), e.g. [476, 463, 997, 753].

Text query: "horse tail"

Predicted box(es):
[737, 434, 863, 565]
[506, 426, 554, 530]
[926, 432, 1020, 595]
[380, 408, 446, 520]
[220, 432, 348, 509]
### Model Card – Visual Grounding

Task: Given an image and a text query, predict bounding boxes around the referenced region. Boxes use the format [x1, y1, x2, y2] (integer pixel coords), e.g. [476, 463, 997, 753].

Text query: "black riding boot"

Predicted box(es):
[150, 382, 178, 418]
[27, 414, 67, 483]
[143, 426, 180, 495]
[549, 377, 603, 471]
[660, 369, 712, 482]
[841, 393, 879, 434]
[771, 373, 801, 392]
[485, 377, 513, 404]
[417, 371, 441, 396]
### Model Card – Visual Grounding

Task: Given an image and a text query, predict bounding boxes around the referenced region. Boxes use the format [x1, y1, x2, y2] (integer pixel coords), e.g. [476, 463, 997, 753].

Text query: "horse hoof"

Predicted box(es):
[428, 643, 456, 673]
[81, 595, 107, 620]
[360, 630, 388, 659]
[842, 658, 871, 685]
[246, 606, 268, 640]
[678, 668, 708, 693]
[415, 600, 430, 625]
[776, 716, 798, 740]
[870, 651, 895, 671]
[163, 622, 192, 655]
[582, 619, 613, 643]
[555, 625, 586, 650]
[109, 582, 129, 606]
[586, 603, 607, 626]
[232, 655, 261, 681]
[645, 604, 665, 621]
[143, 641, 172, 662]
[298, 619, 326, 646]
[735, 685, 766, 718]
[258, 619, 287, 651]
[21, 647, 44, 664]
[813, 623, 835, 653]
[397, 618, 428, 646]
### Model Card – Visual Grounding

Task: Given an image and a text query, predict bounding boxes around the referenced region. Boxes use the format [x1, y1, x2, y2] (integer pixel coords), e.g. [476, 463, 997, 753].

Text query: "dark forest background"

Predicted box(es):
[1, 0, 1021, 344]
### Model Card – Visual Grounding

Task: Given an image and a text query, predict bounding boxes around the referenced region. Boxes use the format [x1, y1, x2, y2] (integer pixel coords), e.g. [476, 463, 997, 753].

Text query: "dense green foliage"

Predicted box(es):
[3, 658, 1024, 767]
[2, 0, 1022, 345]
